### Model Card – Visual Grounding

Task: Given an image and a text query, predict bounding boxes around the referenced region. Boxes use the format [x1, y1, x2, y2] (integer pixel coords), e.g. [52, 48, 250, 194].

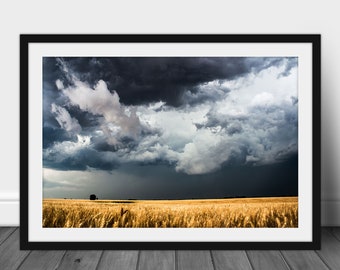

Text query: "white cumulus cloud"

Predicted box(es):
[59, 79, 142, 145]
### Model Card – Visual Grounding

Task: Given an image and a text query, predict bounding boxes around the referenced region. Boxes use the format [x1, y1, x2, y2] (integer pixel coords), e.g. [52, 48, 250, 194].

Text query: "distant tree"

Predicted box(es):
[89, 194, 98, 200]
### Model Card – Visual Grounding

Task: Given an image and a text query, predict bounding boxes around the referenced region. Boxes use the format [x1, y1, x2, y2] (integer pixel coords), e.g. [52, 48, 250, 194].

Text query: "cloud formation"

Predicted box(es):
[51, 103, 81, 134]
[43, 57, 296, 106]
[59, 79, 141, 145]
[43, 57, 298, 175]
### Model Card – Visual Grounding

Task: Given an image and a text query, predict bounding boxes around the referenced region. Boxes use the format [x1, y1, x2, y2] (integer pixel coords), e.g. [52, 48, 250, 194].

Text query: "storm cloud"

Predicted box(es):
[43, 57, 296, 107]
[43, 56, 298, 198]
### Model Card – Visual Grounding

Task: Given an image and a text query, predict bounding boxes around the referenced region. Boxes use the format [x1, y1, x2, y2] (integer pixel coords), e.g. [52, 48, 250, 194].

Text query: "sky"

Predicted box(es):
[43, 57, 298, 200]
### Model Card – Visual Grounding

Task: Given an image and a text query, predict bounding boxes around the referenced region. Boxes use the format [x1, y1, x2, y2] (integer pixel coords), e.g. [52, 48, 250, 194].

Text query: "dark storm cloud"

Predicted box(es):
[43, 56, 298, 175]
[44, 57, 293, 107]
[42, 56, 296, 131]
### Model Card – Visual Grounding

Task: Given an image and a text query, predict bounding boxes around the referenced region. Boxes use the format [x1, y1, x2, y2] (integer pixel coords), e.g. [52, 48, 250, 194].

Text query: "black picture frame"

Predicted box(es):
[20, 34, 321, 250]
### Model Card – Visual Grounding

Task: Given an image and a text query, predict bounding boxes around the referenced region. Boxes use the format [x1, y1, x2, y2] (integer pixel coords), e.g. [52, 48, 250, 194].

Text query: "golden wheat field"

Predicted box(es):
[42, 196, 298, 228]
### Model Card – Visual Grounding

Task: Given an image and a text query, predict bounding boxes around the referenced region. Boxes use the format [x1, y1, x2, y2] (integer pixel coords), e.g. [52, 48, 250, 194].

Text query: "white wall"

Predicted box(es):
[0, 0, 338, 226]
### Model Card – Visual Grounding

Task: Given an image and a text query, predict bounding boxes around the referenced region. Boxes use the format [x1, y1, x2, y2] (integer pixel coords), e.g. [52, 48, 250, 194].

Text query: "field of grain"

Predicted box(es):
[42, 197, 298, 228]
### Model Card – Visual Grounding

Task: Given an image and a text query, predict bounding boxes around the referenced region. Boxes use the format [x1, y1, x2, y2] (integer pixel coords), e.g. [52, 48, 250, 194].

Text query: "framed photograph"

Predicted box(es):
[20, 34, 321, 250]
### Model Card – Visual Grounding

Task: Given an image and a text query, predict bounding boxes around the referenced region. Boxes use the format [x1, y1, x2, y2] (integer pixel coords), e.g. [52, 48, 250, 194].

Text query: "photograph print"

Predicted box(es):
[42, 56, 299, 229]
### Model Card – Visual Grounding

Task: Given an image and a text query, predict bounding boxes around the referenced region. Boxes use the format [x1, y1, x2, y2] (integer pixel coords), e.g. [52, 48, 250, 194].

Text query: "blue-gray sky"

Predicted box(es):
[43, 57, 298, 199]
